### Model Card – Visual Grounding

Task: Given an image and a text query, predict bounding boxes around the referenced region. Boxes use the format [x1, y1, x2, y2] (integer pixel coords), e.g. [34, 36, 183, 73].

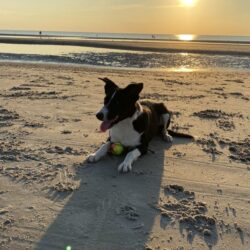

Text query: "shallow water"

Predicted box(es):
[0, 43, 250, 71]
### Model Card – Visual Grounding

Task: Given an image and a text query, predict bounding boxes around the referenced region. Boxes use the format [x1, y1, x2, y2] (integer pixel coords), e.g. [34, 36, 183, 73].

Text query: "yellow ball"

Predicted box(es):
[110, 143, 124, 155]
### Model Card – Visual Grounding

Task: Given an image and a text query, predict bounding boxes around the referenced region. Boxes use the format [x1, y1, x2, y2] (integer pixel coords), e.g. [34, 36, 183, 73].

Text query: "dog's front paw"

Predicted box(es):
[118, 159, 132, 173]
[163, 133, 173, 143]
[87, 153, 100, 163]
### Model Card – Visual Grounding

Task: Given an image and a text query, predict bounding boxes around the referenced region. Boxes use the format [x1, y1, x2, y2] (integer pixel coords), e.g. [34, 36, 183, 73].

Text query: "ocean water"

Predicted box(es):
[0, 30, 250, 71]
[1, 29, 250, 43]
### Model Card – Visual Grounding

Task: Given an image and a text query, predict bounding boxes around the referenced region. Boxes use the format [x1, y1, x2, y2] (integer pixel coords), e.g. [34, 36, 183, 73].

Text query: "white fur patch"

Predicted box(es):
[110, 105, 142, 147]
[118, 149, 141, 172]
[162, 113, 173, 142]
[162, 113, 170, 125]
[97, 91, 117, 120]
[87, 141, 111, 162]
[107, 91, 117, 106]
[163, 133, 173, 142]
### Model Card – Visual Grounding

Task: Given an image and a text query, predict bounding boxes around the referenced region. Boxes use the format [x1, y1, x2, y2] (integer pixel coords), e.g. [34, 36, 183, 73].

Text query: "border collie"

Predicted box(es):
[87, 77, 178, 172]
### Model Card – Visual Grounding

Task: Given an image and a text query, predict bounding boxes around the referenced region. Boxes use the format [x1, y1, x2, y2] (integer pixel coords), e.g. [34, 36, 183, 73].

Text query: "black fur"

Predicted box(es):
[133, 101, 171, 155]
[167, 129, 194, 139]
[99, 77, 118, 95]
[99, 78, 143, 124]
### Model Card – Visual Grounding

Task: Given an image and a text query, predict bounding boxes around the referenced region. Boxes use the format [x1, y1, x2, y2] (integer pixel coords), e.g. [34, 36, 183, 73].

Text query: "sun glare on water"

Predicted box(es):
[173, 67, 195, 73]
[181, 0, 196, 7]
[177, 34, 195, 41]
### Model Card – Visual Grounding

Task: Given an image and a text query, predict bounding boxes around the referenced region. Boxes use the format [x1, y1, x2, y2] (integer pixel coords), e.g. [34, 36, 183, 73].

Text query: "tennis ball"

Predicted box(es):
[110, 143, 124, 155]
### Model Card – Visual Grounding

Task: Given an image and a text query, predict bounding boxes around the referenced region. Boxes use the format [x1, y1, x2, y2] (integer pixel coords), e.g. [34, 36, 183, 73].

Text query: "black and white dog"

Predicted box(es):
[87, 77, 175, 172]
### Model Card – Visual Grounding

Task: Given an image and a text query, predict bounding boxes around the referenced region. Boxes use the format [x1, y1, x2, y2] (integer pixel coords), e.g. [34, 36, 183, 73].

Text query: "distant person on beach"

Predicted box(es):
[39, 31, 42, 38]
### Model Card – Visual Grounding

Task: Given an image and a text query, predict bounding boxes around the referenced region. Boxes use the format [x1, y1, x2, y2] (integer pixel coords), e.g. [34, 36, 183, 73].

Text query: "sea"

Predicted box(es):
[0, 30, 250, 71]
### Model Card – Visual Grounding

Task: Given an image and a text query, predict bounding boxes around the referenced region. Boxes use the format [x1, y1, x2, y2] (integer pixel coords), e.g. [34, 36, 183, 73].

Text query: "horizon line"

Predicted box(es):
[0, 29, 250, 38]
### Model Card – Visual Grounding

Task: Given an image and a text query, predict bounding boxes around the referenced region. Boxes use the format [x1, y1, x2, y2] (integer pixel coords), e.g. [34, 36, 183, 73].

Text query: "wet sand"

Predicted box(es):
[1, 36, 250, 55]
[0, 62, 249, 250]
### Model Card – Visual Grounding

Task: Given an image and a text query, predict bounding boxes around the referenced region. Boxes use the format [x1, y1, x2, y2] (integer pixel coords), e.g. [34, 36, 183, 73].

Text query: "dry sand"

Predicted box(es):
[0, 62, 249, 250]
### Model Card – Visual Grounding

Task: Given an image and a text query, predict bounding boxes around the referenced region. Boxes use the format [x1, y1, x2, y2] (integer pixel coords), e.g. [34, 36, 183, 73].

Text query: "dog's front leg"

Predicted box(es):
[118, 148, 141, 173]
[87, 141, 111, 163]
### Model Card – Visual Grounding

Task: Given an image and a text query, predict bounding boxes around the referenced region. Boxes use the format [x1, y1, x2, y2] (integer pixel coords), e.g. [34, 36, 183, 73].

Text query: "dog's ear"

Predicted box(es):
[124, 83, 143, 100]
[99, 77, 118, 95]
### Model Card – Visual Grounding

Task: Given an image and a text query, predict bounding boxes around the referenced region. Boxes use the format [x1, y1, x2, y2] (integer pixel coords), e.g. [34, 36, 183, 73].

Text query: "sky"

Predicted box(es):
[0, 0, 250, 36]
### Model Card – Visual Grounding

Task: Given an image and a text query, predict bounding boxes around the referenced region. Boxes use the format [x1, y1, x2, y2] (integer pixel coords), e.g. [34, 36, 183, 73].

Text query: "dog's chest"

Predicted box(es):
[110, 117, 141, 147]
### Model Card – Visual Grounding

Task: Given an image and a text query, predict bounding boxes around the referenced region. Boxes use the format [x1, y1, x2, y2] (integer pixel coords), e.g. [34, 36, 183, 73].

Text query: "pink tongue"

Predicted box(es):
[100, 121, 112, 132]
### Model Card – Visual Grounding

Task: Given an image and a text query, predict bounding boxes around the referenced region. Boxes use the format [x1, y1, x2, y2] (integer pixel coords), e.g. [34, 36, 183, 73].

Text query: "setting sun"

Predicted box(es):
[181, 0, 196, 7]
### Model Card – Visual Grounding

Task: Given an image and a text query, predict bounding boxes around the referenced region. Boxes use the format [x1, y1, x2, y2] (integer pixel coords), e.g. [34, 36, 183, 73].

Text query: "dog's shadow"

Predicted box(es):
[36, 137, 192, 250]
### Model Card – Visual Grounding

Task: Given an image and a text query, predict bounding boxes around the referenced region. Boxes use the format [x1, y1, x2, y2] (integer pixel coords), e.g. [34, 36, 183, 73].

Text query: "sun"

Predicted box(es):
[181, 0, 196, 7]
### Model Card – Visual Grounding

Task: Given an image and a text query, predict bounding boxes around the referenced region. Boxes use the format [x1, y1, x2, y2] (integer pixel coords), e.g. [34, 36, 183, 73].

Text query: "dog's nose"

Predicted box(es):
[96, 112, 104, 121]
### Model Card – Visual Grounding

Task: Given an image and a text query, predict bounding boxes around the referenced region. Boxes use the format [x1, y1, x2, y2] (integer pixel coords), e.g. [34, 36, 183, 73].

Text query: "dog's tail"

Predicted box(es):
[167, 129, 194, 140]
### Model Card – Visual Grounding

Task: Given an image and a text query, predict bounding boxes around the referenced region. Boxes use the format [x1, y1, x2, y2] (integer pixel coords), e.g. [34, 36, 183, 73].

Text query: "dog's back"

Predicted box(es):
[141, 101, 171, 137]
[132, 101, 172, 153]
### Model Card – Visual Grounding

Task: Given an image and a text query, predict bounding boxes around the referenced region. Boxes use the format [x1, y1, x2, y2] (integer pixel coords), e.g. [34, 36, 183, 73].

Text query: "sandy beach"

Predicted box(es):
[0, 61, 249, 250]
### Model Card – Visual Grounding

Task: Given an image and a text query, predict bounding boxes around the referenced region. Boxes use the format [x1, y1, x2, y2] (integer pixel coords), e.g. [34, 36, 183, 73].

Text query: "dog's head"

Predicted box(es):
[96, 77, 143, 132]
